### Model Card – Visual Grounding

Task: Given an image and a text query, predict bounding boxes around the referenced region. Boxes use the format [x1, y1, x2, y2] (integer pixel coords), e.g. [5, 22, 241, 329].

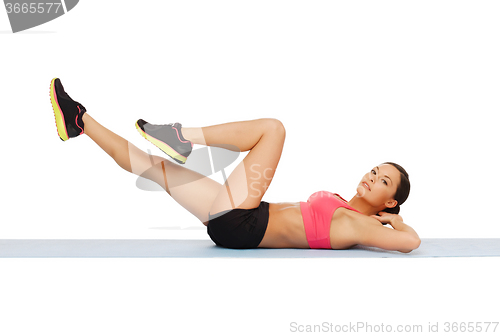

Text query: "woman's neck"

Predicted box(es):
[347, 195, 381, 216]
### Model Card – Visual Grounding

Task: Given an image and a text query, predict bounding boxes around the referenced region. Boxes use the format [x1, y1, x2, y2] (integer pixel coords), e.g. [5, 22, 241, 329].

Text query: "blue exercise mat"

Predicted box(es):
[0, 239, 499, 258]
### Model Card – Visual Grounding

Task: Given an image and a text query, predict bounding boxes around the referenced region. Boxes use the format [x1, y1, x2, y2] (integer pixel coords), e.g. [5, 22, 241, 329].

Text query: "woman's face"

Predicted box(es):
[356, 164, 401, 210]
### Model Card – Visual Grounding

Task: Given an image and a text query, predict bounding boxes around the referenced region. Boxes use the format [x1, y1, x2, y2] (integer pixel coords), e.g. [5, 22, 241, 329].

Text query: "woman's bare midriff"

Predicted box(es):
[257, 201, 359, 249]
[257, 202, 309, 248]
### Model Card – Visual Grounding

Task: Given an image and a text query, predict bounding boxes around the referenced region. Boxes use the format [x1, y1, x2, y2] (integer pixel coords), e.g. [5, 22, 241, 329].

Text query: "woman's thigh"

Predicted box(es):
[209, 119, 286, 215]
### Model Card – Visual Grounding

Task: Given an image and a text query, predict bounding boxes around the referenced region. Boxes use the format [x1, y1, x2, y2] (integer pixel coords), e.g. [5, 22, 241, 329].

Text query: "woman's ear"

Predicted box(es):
[385, 199, 398, 209]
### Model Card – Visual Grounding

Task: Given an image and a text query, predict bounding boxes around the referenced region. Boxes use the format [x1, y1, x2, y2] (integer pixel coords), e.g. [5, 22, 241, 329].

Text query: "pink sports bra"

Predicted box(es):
[300, 191, 362, 249]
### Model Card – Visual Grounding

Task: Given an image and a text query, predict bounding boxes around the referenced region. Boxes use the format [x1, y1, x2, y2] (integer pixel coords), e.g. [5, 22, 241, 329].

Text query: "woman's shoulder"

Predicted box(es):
[333, 208, 384, 237]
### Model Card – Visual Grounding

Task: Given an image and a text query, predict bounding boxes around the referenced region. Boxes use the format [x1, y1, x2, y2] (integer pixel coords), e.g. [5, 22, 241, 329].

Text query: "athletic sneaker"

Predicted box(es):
[49, 78, 87, 141]
[135, 119, 193, 164]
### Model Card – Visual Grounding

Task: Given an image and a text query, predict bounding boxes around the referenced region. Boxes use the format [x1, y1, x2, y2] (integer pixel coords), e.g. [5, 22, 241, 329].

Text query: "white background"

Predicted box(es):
[1, 1, 499, 335]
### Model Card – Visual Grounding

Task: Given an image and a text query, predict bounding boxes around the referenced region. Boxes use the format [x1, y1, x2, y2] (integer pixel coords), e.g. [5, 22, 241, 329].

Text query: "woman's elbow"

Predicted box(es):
[413, 237, 421, 249]
[411, 234, 421, 250]
[398, 237, 421, 253]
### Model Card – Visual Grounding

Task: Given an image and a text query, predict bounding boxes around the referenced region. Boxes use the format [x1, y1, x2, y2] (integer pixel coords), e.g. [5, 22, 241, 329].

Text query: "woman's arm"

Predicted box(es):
[354, 212, 421, 253]
[372, 212, 421, 253]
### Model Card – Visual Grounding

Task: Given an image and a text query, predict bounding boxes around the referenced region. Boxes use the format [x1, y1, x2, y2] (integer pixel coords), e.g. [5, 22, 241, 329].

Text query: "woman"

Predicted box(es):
[50, 78, 420, 253]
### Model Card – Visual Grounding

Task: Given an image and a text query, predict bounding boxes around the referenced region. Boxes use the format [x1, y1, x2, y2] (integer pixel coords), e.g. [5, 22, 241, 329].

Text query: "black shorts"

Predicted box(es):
[207, 201, 270, 249]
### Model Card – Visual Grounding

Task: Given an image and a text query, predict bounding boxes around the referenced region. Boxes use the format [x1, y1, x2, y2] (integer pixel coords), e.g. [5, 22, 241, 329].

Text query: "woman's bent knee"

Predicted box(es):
[263, 118, 286, 137]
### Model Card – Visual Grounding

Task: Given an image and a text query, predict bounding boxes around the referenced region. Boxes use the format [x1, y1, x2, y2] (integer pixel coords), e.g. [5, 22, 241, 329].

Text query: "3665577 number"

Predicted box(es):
[5, 3, 62, 14]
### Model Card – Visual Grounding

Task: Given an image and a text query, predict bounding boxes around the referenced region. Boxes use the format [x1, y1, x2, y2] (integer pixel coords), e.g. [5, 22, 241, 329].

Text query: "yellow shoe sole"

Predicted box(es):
[50, 78, 69, 141]
[135, 121, 187, 164]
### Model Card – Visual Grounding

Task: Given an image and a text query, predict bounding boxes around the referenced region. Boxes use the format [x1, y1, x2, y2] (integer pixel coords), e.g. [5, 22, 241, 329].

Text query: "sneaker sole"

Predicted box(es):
[49, 78, 69, 141]
[135, 121, 187, 164]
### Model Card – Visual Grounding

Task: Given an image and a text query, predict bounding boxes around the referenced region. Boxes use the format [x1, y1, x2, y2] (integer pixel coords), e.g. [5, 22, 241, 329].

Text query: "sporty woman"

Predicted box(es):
[50, 78, 420, 253]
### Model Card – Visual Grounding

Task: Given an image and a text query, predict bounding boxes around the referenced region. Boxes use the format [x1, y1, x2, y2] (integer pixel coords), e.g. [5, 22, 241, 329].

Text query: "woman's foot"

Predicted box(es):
[135, 119, 193, 164]
[49, 78, 87, 141]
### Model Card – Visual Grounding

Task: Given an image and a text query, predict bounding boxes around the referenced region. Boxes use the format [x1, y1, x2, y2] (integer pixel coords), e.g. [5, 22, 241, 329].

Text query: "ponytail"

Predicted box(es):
[382, 162, 410, 215]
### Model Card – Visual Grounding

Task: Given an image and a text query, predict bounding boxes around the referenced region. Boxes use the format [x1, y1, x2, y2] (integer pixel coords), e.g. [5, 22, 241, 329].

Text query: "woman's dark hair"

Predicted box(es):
[382, 162, 410, 214]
